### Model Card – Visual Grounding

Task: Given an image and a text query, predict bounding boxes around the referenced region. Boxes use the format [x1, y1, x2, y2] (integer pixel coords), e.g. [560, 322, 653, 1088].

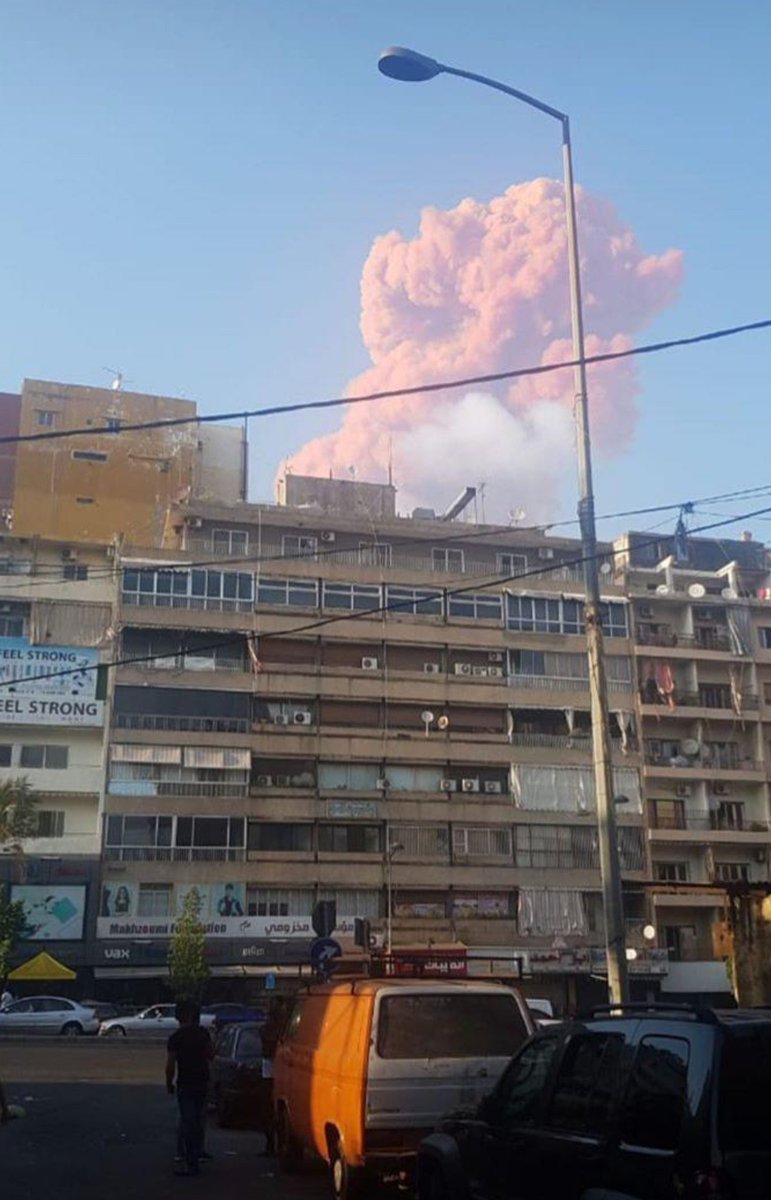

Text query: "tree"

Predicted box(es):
[167, 889, 210, 1002]
[0, 888, 25, 988]
[0, 778, 39, 852]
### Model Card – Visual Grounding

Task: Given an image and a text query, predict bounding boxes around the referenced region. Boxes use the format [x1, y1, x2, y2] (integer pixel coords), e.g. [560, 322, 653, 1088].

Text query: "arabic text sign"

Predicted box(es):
[96, 915, 357, 940]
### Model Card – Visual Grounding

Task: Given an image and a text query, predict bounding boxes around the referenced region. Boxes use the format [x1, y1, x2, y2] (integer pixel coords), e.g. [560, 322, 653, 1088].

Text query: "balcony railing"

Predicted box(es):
[113, 713, 250, 734]
[509, 674, 634, 693]
[644, 749, 762, 771]
[510, 730, 633, 752]
[103, 846, 247, 863]
[639, 690, 759, 711]
[121, 655, 247, 674]
[648, 813, 771, 833]
[636, 628, 733, 652]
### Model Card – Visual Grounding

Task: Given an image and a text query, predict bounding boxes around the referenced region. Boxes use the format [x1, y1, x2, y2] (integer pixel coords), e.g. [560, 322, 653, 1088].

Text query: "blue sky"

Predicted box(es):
[1, 1, 769, 537]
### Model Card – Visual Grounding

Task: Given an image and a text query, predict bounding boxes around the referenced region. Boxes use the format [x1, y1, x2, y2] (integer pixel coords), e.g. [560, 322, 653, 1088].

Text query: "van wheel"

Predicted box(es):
[276, 1107, 302, 1174]
[330, 1143, 365, 1200]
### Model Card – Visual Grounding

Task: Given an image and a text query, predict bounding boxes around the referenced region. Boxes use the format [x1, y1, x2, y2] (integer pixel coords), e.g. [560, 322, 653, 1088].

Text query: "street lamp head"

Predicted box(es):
[378, 46, 443, 83]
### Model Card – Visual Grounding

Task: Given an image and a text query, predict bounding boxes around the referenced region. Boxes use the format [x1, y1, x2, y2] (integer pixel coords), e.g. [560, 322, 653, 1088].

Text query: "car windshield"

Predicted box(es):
[718, 1026, 771, 1152]
[377, 993, 529, 1060]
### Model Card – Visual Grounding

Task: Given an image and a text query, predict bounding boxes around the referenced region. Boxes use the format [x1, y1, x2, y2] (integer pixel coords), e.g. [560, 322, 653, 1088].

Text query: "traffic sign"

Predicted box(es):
[310, 937, 342, 977]
[264, 971, 277, 992]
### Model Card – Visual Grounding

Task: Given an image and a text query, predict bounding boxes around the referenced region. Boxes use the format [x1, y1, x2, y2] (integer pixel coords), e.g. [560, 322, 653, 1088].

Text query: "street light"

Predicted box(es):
[378, 46, 629, 1003]
[384, 840, 404, 957]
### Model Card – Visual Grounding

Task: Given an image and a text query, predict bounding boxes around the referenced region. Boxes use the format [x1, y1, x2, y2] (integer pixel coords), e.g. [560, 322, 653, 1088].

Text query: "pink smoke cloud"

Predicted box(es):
[286, 178, 682, 518]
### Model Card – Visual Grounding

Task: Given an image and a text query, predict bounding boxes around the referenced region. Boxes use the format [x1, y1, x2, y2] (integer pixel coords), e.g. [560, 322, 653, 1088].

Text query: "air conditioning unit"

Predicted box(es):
[713, 783, 731, 797]
[361, 657, 379, 670]
[293, 711, 312, 726]
[274, 774, 292, 787]
[488, 652, 503, 663]
[440, 778, 457, 792]
[188, 516, 204, 529]
[461, 778, 480, 793]
[537, 547, 555, 560]
[484, 781, 503, 794]
[487, 667, 503, 679]
[639, 605, 653, 619]
[424, 663, 441, 675]
[675, 784, 691, 798]
[255, 774, 273, 787]
[320, 531, 336, 543]
[273, 714, 290, 726]
[472, 666, 488, 677]
[454, 663, 472, 676]
[61, 547, 74, 560]
[376, 778, 389, 790]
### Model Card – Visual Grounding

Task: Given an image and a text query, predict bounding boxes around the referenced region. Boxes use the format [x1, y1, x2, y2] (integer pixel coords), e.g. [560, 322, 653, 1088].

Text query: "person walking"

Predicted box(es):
[166, 1000, 213, 1176]
[258, 995, 291, 1156]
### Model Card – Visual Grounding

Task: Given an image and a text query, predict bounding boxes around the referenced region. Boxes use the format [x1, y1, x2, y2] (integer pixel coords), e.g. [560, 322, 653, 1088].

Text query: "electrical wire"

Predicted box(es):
[3, 317, 771, 447]
[5, 500, 771, 692]
[0, 479, 770, 595]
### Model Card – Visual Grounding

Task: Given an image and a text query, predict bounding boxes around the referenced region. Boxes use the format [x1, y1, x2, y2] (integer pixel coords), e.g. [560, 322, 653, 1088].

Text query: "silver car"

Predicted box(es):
[98, 1004, 217, 1038]
[0, 995, 99, 1037]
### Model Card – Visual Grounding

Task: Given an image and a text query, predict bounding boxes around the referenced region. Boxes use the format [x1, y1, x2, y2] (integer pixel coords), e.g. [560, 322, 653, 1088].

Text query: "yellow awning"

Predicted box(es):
[8, 951, 77, 981]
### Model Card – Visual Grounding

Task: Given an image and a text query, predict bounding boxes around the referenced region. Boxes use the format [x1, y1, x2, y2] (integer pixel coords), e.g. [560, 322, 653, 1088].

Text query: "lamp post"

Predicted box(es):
[378, 46, 629, 1004]
[385, 840, 404, 958]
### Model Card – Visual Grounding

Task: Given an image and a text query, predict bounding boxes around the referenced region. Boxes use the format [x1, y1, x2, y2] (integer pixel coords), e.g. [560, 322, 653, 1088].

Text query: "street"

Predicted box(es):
[1, 1040, 328, 1200]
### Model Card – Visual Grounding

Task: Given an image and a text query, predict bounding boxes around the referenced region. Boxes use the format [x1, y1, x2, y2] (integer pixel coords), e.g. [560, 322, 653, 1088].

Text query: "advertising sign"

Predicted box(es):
[96, 914, 359, 940]
[0, 638, 103, 726]
[210, 883, 245, 918]
[100, 881, 138, 918]
[12, 884, 86, 940]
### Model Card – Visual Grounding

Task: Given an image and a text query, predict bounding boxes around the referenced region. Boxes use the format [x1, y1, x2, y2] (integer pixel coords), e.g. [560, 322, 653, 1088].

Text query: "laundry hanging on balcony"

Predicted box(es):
[654, 662, 677, 709]
[727, 605, 752, 656]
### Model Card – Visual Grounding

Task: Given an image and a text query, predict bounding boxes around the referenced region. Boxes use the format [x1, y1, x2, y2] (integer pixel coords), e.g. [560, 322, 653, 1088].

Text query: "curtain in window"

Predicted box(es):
[517, 888, 587, 936]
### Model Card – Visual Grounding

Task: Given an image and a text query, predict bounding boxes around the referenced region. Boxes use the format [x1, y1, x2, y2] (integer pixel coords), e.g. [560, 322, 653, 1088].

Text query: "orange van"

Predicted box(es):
[273, 977, 533, 1199]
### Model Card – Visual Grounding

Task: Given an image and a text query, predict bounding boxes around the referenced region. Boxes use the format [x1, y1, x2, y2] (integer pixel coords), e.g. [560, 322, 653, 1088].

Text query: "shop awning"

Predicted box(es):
[9, 951, 77, 981]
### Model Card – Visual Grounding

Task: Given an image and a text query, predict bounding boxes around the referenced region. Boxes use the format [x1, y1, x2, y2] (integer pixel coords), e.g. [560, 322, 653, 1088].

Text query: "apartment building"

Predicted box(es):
[93, 475, 660, 1009]
[617, 528, 771, 1000]
[0, 534, 117, 975]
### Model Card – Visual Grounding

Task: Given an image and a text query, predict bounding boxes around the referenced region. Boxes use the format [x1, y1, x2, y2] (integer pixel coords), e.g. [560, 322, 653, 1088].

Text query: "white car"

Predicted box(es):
[99, 1003, 216, 1038]
[0, 995, 99, 1037]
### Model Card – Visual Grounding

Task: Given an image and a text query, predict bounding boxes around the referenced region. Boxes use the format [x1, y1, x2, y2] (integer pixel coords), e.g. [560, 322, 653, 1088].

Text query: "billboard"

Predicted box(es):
[100, 881, 138, 918]
[12, 884, 87, 940]
[0, 638, 103, 726]
[96, 914, 359, 940]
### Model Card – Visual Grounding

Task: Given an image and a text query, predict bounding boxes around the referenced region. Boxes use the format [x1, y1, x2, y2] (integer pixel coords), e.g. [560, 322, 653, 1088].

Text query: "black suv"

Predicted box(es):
[417, 1004, 771, 1200]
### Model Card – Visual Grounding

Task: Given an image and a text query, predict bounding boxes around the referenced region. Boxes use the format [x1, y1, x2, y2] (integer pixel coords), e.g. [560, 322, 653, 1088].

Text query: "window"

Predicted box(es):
[247, 888, 314, 917]
[506, 596, 628, 639]
[212, 528, 248, 556]
[656, 862, 689, 882]
[546, 1033, 624, 1134]
[385, 585, 443, 616]
[19, 744, 68, 770]
[714, 862, 750, 882]
[75, 497, 94, 505]
[714, 801, 744, 831]
[453, 826, 512, 859]
[248, 823, 313, 852]
[451, 893, 511, 919]
[759, 627, 771, 650]
[432, 548, 464, 573]
[318, 889, 382, 918]
[0, 603, 28, 637]
[497, 552, 527, 576]
[447, 591, 503, 621]
[377, 994, 530, 1061]
[137, 884, 172, 917]
[35, 409, 57, 427]
[389, 825, 449, 859]
[322, 582, 382, 612]
[282, 534, 318, 561]
[236, 1027, 263, 1060]
[256, 578, 318, 608]
[63, 563, 89, 581]
[104, 815, 173, 848]
[105, 417, 121, 432]
[619, 1035, 689, 1150]
[0, 745, 11, 767]
[36, 810, 65, 838]
[71, 449, 108, 462]
[318, 824, 383, 853]
[358, 542, 392, 567]
[122, 568, 254, 612]
[493, 1036, 559, 1126]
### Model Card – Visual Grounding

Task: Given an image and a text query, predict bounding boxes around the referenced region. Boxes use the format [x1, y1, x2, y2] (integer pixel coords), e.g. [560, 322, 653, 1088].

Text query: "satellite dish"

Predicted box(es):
[681, 738, 701, 758]
[437, 715, 450, 731]
[688, 582, 706, 599]
[420, 710, 435, 724]
[721, 587, 738, 600]
[655, 584, 671, 595]
[599, 562, 612, 576]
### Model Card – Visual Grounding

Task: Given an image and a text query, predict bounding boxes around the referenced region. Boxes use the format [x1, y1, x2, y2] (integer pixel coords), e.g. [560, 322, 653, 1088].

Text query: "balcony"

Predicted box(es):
[643, 745, 762, 773]
[114, 713, 250, 735]
[639, 688, 759, 713]
[636, 627, 733, 652]
[649, 813, 770, 833]
[103, 846, 247, 863]
[509, 674, 634, 694]
[108, 780, 250, 799]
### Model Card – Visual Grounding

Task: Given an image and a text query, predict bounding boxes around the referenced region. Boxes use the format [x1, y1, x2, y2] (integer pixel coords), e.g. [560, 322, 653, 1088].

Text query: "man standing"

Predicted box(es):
[166, 1001, 213, 1176]
[1, 987, 12, 1010]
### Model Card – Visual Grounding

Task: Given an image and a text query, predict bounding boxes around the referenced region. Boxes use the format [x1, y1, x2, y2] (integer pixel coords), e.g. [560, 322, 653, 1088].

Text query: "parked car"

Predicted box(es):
[202, 1002, 260, 1032]
[210, 1020, 271, 1128]
[417, 1003, 771, 1200]
[99, 1002, 217, 1037]
[0, 995, 99, 1037]
[274, 979, 533, 1200]
[80, 999, 120, 1023]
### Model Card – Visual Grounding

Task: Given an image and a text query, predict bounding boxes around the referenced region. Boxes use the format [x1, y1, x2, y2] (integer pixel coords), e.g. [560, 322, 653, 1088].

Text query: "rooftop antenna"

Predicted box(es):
[387, 438, 393, 488]
[477, 481, 487, 525]
[102, 367, 128, 391]
[673, 502, 694, 563]
[348, 465, 356, 480]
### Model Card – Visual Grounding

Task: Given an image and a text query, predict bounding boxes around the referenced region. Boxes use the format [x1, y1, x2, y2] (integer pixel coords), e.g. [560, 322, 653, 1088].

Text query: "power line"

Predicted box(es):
[4, 317, 771, 447]
[5, 500, 770, 692]
[0, 478, 769, 595]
